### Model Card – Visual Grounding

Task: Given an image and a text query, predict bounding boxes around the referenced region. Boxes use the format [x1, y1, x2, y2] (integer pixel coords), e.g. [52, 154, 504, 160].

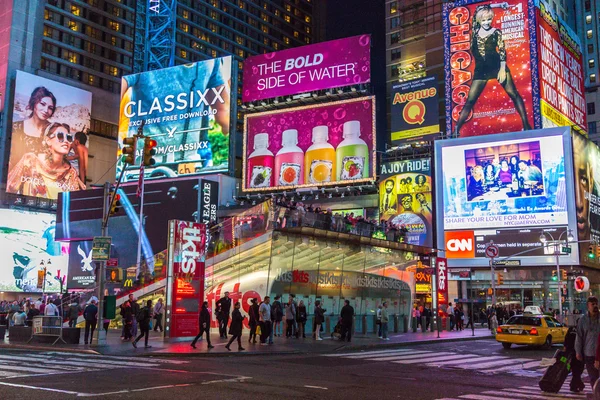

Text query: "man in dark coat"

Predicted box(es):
[340, 300, 354, 342]
[191, 302, 214, 349]
[225, 302, 246, 351]
[132, 299, 153, 349]
[248, 298, 259, 344]
[216, 291, 232, 338]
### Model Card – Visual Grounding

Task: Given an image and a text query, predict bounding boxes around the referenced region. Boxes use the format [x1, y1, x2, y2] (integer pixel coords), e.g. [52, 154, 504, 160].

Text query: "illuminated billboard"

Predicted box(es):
[379, 158, 433, 247]
[7, 71, 92, 200]
[0, 209, 69, 292]
[391, 77, 440, 143]
[243, 96, 376, 191]
[572, 133, 600, 267]
[535, 0, 586, 133]
[435, 127, 579, 266]
[117, 57, 232, 181]
[242, 35, 371, 102]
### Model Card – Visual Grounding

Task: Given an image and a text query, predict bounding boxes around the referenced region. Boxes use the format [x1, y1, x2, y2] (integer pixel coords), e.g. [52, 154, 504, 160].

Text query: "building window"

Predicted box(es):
[587, 15, 592, 24]
[285, 4, 291, 11]
[182, 10, 189, 19]
[71, 5, 81, 16]
[284, 14, 291, 23]
[390, 2, 398, 14]
[391, 48, 401, 60]
[294, 31, 299, 38]
[68, 20, 79, 32]
[180, 22, 189, 32]
[586, 0, 591, 12]
[64, 50, 78, 64]
[391, 32, 400, 44]
[108, 21, 120, 32]
[589, 121, 598, 134]
[88, 74, 96, 85]
[589, 102, 596, 115]
[284, 36, 290, 45]
[180, 49, 188, 59]
[589, 44, 595, 54]
[588, 30, 593, 39]
[238, 48, 244, 57]
[391, 17, 400, 29]
[590, 59, 596, 68]
[43, 26, 53, 37]
[391, 64, 400, 77]
[305, 15, 311, 23]
[591, 74, 597, 83]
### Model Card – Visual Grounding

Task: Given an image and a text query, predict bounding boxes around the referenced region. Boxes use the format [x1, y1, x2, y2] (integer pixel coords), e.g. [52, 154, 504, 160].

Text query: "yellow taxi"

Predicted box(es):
[495, 314, 568, 349]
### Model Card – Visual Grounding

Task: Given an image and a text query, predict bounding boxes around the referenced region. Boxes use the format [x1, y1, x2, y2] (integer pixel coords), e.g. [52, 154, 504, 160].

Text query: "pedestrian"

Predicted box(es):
[297, 300, 307, 338]
[26, 303, 40, 327]
[44, 299, 58, 316]
[340, 300, 354, 342]
[313, 300, 325, 340]
[248, 298, 259, 344]
[490, 312, 498, 334]
[191, 301, 213, 349]
[132, 299, 153, 349]
[128, 294, 140, 337]
[290, 294, 299, 337]
[68, 301, 80, 327]
[564, 326, 585, 392]
[377, 304, 383, 338]
[576, 296, 600, 388]
[153, 298, 164, 333]
[381, 301, 390, 340]
[271, 295, 283, 337]
[447, 302, 454, 330]
[413, 306, 421, 327]
[12, 308, 26, 326]
[216, 291, 232, 339]
[225, 302, 246, 351]
[83, 298, 98, 345]
[423, 304, 431, 330]
[259, 296, 272, 345]
[284, 297, 296, 338]
[465, 307, 473, 329]
[120, 300, 133, 341]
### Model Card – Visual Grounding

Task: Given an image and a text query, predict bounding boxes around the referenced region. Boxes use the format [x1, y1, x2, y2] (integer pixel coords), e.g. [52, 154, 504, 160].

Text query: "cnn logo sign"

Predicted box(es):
[444, 231, 475, 258]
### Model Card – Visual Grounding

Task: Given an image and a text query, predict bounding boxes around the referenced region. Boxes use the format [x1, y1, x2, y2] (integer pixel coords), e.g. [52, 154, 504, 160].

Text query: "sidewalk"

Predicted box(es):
[1, 326, 493, 357]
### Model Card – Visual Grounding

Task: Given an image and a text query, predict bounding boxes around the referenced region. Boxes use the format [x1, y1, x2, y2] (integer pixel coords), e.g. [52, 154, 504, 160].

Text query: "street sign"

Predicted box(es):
[423, 268, 435, 275]
[492, 260, 521, 267]
[485, 244, 499, 258]
[106, 258, 118, 267]
[459, 271, 471, 278]
[92, 236, 112, 261]
[562, 246, 571, 254]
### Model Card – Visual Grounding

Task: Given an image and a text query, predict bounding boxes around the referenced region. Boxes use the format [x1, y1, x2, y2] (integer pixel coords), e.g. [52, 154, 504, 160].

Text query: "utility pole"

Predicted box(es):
[95, 181, 110, 345]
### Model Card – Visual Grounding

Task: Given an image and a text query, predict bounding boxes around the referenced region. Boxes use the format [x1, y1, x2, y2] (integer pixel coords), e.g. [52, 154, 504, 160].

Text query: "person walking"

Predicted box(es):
[381, 301, 390, 340]
[313, 300, 325, 340]
[83, 298, 98, 345]
[132, 300, 153, 349]
[191, 301, 213, 349]
[284, 297, 296, 338]
[259, 296, 272, 345]
[120, 300, 134, 341]
[216, 291, 232, 339]
[297, 300, 307, 338]
[271, 296, 284, 337]
[340, 300, 354, 342]
[576, 296, 600, 388]
[377, 304, 383, 338]
[153, 298, 164, 333]
[564, 326, 585, 392]
[490, 312, 498, 334]
[225, 302, 246, 351]
[248, 298, 259, 344]
[68, 301, 80, 328]
[129, 294, 140, 337]
[447, 302, 454, 330]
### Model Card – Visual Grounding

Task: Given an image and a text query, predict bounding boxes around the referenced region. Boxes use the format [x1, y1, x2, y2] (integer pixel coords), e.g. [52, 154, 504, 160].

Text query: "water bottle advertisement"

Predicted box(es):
[243, 96, 376, 191]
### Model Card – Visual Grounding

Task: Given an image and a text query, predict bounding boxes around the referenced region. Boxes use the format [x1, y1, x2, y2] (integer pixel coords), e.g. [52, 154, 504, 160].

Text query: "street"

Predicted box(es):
[0, 339, 590, 399]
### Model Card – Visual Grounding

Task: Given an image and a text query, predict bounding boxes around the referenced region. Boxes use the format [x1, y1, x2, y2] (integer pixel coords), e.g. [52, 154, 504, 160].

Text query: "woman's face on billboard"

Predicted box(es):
[35, 96, 55, 121]
[46, 126, 72, 156]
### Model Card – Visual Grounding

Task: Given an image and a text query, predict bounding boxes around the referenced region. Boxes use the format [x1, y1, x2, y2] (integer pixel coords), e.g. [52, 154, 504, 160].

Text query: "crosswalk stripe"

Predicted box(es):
[345, 350, 432, 360]
[482, 360, 541, 373]
[323, 349, 414, 357]
[504, 388, 587, 398]
[459, 394, 517, 400]
[459, 358, 530, 370]
[482, 390, 571, 399]
[0, 354, 161, 369]
[392, 354, 467, 364]
[520, 385, 592, 395]
[0, 364, 51, 375]
[43, 352, 189, 365]
[364, 352, 445, 362]
[426, 356, 494, 366]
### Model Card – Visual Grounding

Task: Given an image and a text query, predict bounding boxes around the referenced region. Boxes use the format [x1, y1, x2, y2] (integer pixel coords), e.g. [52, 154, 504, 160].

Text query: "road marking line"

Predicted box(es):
[426, 356, 491, 366]
[201, 376, 252, 385]
[76, 384, 194, 397]
[43, 352, 189, 364]
[459, 394, 520, 400]
[502, 388, 585, 398]
[323, 348, 414, 357]
[458, 358, 530, 370]
[0, 381, 79, 395]
[362, 351, 439, 361]
[304, 385, 328, 390]
[341, 350, 421, 359]
[481, 360, 540, 373]
[392, 354, 467, 364]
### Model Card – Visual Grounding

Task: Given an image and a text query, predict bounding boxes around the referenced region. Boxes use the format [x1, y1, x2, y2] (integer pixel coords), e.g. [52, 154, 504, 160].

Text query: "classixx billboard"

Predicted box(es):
[117, 56, 232, 181]
[444, 0, 535, 137]
[391, 76, 440, 143]
[7, 71, 92, 199]
[243, 97, 376, 191]
[379, 158, 433, 247]
[435, 127, 579, 266]
[242, 35, 371, 102]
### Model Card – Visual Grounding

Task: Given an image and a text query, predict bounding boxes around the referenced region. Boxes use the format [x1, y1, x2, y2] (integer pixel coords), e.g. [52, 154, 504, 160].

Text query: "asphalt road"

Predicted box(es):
[0, 339, 587, 400]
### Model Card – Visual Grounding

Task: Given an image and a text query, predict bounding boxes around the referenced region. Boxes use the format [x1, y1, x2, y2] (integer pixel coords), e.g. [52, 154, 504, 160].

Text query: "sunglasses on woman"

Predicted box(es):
[48, 132, 74, 143]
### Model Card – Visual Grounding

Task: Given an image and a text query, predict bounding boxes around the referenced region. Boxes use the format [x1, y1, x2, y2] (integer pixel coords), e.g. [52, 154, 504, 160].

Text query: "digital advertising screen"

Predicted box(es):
[443, 0, 536, 137]
[7, 71, 92, 200]
[572, 133, 600, 267]
[435, 127, 579, 266]
[379, 158, 433, 247]
[243, 96, 376, 192]
[535, 0, 587, 133]
[391, 76, 440, 143]
[117, 56, 232, 181]
[242, 35, 371, 103]
[0, 209, 69, 292]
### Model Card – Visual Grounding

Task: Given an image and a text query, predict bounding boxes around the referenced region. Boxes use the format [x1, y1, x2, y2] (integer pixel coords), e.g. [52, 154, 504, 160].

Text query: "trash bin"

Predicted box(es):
[421, 316, 427, 333]
[394, 314, 399, 333]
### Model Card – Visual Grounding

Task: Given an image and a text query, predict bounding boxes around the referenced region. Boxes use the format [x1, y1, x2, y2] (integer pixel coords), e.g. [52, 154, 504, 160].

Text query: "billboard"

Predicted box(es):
[199, 179, 219, 225]
[0, 209, 69, 292]
[573, 133, 600, 267]
[391, 76, 440, 143]
[379, 158, 433, 247]
[443, 0, 535, 137]
[242, 35, 371, 102]
[435, 127, 579, 266]
[166, 220, 206, 338]
[7, 71, 92, 200]
[243, 96, 376, 191]
[117, 56, 232, 181]
[536, 0, 586, 133]
[436, 257, 448, 314]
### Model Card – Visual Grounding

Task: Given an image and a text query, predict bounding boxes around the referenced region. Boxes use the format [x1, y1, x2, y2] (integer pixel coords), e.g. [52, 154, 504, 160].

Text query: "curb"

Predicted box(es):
[0, 343, 101, 355]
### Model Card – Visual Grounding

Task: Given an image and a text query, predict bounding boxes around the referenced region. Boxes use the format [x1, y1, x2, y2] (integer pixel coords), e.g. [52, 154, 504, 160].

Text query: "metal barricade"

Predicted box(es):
[28, 316, 66, 345]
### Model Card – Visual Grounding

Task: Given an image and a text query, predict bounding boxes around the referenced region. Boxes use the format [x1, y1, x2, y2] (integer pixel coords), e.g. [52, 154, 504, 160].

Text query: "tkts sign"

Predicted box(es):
[436, 257, 448, 314]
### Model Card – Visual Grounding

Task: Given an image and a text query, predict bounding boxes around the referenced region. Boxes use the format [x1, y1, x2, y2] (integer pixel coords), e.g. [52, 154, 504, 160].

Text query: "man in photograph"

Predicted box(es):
[574, 135, 593, 241]
[380, 179, 398, 216]
[68, 132, 89, 183]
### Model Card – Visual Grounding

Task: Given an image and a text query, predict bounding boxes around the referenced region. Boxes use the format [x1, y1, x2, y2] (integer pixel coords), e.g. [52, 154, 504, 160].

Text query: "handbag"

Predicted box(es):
[256, 325, 262, 335]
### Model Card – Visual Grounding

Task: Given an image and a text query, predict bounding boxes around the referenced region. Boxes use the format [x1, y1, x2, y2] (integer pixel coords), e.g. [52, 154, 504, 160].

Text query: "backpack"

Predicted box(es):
[136, 307, 146, 323]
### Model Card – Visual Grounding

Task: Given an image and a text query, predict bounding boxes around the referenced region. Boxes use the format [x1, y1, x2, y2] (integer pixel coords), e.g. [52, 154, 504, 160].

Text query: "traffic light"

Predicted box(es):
[561, 269, 567, 281]
[109, 190, 121, 216]
[142, 138, 157, 167]
[589, 245, 596, 259]
[551, 270, 557, 281]
[106, 268, 123, 283]
[497, 273, 504, 286]
[121, 137, 137, 165]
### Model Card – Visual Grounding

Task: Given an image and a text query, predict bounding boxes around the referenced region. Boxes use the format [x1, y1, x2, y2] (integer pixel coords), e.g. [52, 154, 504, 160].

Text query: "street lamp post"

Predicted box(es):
[539, 229, 574, 318]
